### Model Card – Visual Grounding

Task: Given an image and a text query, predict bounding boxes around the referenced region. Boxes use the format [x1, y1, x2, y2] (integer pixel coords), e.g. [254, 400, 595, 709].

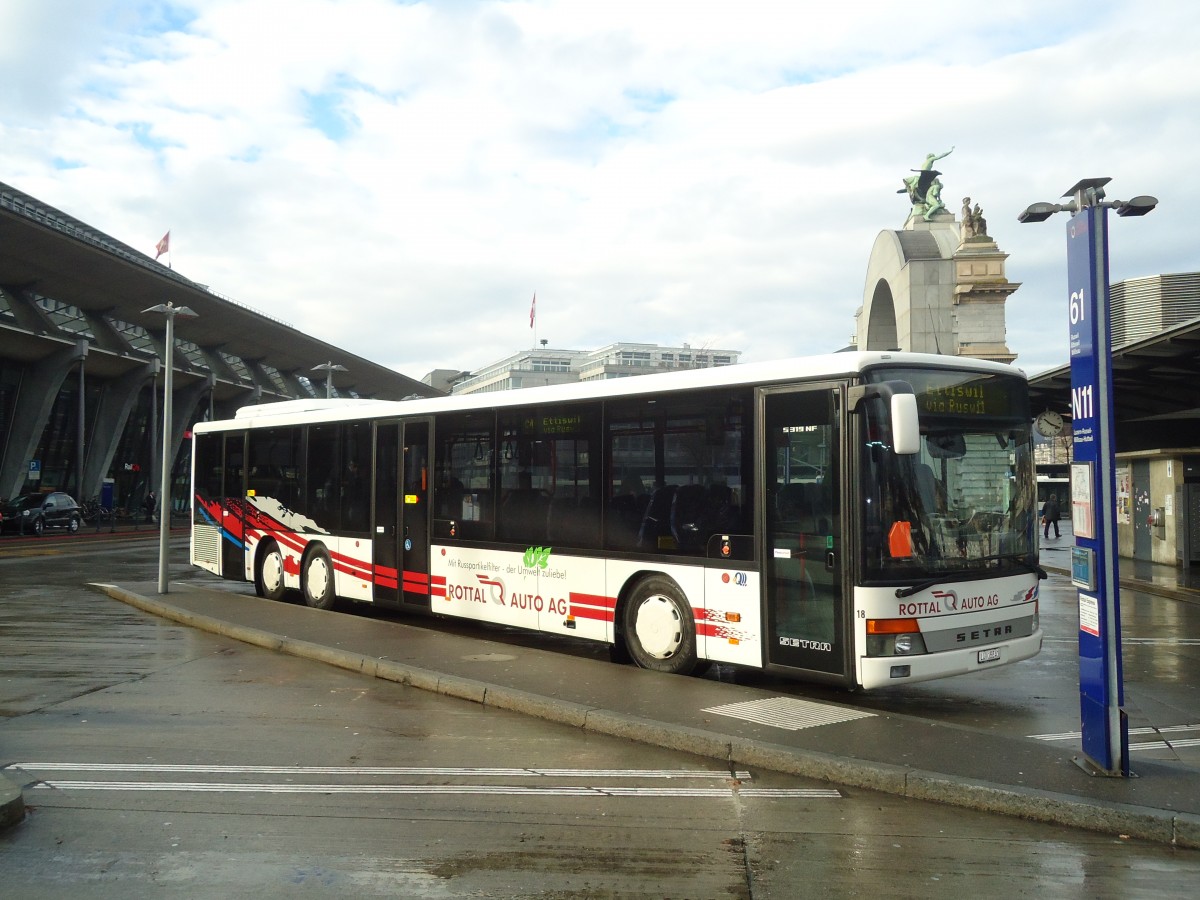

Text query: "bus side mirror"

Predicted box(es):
[891, 393, 920, 455]
[848, 380, 920, 456]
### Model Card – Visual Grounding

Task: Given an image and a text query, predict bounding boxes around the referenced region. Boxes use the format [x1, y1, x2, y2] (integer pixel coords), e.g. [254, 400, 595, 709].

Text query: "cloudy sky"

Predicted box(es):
[2, 0, 1197, 383]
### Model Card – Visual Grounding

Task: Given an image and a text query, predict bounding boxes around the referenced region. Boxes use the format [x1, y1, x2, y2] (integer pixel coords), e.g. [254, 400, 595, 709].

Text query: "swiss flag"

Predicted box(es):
[155, 231, 170, 260]
[529, 293, 536, 328]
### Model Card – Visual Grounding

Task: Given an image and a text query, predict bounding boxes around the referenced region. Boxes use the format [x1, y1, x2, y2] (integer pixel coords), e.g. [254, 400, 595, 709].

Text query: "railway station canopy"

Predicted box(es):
[0, 179, 439, 503]
[1, 180, 436, 406]
[1028, 313, 1200, 453]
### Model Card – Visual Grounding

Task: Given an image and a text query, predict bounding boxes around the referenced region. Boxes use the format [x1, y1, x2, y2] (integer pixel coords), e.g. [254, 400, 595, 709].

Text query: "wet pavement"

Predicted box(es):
[3, 525, 1199, 848]
[1038, 520, 1200, 606]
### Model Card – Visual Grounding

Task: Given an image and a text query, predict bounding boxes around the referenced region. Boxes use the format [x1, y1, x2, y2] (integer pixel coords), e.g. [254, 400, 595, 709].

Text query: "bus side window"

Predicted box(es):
[434, 413, 495, 540]
[607, 422, 654, 551]
[606, 392, 750, 556]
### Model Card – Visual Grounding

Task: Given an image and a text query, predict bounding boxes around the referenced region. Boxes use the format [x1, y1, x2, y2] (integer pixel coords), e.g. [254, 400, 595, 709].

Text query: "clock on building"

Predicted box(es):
[1034, 409, 1065, 438]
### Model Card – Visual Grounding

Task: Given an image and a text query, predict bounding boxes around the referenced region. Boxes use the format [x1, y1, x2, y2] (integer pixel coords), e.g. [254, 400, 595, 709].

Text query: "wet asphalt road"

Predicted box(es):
[1, 533, 1199, 897]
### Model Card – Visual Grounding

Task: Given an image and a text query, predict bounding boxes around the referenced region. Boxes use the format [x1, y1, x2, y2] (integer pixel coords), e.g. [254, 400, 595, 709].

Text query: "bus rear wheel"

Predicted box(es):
[302, 545, 337, 610]
[621, 577, 700, 675]
[256, 541, 288, 601]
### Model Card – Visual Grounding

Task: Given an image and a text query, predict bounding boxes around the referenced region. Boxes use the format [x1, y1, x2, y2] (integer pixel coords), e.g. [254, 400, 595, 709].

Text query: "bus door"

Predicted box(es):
[373, 422, 401, 604]
[761, 387, 845, 676]
[221, 432, 246, 578]
[373, 420, 432, 607]
[399, 421, 432, 608]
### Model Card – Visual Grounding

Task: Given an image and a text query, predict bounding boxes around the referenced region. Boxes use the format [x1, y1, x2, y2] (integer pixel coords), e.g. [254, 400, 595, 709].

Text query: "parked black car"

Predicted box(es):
[0, 492, 84, 536]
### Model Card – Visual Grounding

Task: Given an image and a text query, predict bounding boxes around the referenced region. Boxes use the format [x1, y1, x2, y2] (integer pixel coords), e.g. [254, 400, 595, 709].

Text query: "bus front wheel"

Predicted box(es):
[302, 545, 337, 610]
[621, 577, 699, 675]
[256, 541, 288, 601]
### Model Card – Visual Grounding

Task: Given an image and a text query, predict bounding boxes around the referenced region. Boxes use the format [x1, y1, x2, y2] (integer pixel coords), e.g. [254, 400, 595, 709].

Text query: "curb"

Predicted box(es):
[91, 582, 1200, 849]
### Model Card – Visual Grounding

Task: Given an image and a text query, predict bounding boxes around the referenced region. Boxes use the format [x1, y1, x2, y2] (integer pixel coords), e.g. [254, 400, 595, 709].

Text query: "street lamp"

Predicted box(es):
[312, 362, 348, 398]
[1018, 180, 1158, 222]
[144, 301, 198, 594]
[1018, 178, 1157, 778]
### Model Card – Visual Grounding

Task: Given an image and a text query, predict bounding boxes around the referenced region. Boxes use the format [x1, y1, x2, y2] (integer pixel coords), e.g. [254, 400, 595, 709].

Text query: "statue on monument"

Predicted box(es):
[959, 197, 989, 241]
[899, 147, 954, 214]
[923, 178, 945, 221]
[972, 202, 988, 236]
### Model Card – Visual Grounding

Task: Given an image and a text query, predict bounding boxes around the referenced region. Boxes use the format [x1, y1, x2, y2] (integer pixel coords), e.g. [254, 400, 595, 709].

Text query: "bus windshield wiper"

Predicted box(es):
[975, 552, 1048, 580]
[895, 553, 1046, 598]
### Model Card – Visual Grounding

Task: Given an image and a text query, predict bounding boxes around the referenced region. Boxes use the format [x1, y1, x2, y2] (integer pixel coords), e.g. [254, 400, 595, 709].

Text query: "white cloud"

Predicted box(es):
[2, 0, 1197, 381]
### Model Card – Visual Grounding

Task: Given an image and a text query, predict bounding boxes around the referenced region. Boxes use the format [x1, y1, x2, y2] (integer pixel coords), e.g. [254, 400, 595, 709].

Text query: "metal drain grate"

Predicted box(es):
[702, 696, 876, 731]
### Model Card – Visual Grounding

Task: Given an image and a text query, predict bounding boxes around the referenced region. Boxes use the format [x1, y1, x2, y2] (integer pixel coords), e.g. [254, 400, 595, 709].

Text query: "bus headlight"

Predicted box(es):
[865, 632, 928, 657]
[866, 618, 928, 656]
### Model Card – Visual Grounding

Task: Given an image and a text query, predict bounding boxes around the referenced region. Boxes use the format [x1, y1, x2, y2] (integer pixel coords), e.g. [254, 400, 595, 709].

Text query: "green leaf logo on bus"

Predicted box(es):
[523, 546, 553, 569]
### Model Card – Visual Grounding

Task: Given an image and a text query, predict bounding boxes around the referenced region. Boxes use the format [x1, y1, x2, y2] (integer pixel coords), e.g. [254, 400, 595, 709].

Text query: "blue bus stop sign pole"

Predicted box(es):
[1066, 203, 1128, 776]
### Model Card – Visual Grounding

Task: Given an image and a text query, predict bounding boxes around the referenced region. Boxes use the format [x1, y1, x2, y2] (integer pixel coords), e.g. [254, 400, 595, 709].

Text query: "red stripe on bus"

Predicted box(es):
[403, 573, 432, 595]
[330, 551, 372, 582]
[568, 592, 616, 610]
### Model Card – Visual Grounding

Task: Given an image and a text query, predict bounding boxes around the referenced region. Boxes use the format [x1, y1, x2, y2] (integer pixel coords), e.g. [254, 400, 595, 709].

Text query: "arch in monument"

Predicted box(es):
[864, 279, 898, 351]
[857, 227, 957, 355]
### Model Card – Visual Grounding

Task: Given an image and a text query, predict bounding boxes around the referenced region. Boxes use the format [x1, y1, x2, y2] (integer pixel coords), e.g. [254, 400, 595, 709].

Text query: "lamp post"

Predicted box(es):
[144, 301, 198, 594]
[1019, 179, 1157, 777]
[312, 362, 348, 398]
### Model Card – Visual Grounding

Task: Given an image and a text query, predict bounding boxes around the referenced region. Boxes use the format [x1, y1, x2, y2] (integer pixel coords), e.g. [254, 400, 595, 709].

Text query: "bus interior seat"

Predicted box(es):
[607, 492, 647, 549]
[638, 484, 677, 549]
[670, 483, 708, 550]
[671, 482, 739, 551]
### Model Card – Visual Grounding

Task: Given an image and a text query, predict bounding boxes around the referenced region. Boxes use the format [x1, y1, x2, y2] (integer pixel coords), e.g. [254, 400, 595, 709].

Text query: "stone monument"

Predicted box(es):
[855, 152, 1017, 363]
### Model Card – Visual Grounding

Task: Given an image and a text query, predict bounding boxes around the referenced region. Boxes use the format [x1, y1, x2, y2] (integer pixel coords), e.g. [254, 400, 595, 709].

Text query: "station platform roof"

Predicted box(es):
[1, 180, 438, 404]
[1026, 312, 1200, 462]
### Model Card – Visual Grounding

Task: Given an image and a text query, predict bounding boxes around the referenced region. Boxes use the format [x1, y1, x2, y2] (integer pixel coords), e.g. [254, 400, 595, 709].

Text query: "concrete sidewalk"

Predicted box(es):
[70, 578, 1200, 849]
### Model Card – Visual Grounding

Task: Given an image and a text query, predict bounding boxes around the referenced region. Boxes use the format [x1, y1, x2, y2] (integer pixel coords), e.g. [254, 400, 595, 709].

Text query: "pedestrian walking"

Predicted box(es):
[1041, 493, 1061, 540]
[143, 491, 157, 525]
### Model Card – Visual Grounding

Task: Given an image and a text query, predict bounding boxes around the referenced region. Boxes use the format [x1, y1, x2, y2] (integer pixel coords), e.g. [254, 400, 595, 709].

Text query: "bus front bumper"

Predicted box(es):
[858, 629, 1043, 690]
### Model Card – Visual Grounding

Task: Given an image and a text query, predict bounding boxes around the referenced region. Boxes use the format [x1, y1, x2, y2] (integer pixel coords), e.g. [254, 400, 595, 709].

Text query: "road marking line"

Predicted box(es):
[28, 781, 840, 799]
[7, 763, 751, 780]
[1030, 724, 1200, 752]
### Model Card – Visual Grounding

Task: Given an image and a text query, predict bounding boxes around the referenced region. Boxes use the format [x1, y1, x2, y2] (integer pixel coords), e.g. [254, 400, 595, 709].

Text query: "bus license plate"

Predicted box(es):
[978, 647, 1002, 664]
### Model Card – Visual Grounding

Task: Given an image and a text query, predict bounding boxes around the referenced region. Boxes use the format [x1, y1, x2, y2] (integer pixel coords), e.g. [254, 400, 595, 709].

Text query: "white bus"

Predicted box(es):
[190, 351, 1043, 690]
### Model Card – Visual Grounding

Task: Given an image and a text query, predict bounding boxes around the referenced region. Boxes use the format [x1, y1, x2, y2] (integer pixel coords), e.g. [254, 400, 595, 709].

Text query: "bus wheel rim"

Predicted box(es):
[263, 550, 284, 592]
[308, 556, 330, 598]
[635, 595, 682, 659]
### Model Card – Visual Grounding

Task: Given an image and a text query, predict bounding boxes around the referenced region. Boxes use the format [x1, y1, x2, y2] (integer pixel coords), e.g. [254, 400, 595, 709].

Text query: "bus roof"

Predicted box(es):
[195, 351, 1028, 433]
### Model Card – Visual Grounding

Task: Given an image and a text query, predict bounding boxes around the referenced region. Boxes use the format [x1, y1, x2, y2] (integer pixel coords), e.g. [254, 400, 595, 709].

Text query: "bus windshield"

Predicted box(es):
[860, 368, 1036, 582]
